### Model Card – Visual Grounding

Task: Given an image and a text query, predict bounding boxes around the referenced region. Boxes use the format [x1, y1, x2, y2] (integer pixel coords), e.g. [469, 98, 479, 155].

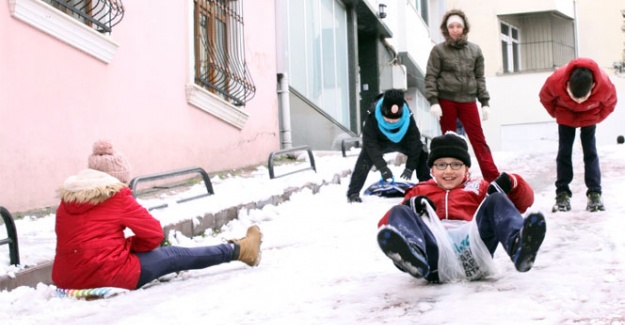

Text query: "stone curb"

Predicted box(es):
[0, 169, 351, 292]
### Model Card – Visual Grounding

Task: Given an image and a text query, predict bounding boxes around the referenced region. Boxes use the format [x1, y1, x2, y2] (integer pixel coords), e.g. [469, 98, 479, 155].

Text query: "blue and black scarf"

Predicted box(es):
[374, 98, 410, 143]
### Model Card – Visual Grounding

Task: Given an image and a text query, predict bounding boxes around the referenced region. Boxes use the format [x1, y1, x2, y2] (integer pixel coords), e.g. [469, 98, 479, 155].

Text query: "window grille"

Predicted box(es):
[43, 0, 125, 34]
[499, 13, 575, 73]
[194, 0, 256, 106]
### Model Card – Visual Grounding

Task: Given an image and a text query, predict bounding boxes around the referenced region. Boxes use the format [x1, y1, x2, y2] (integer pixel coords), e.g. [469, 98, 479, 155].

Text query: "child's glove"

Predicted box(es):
[400, 168, 413, 180]
[487, 172, 514, 194]
[404, 196, 436, 216]
[380, 167, 393, 182]
[429, 104, 442, 119]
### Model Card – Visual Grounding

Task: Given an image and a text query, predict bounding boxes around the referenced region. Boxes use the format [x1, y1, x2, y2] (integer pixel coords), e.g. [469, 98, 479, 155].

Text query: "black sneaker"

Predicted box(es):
[377, 225, 429, 278]
[586, 192, 605, 212]
[511, 213, 546, 272]
[347, 193, 362, 203]
[552, 192, 571, 212]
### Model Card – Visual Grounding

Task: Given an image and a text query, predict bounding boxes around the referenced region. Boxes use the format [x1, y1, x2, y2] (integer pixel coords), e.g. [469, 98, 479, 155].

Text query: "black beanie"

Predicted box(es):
[381, 89, 405, 119]
[427, 132, 472, 167]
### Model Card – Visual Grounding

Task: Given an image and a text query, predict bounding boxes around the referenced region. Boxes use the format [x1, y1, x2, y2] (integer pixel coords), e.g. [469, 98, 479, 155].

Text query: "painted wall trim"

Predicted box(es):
[8, 0, 119, 63]
[185, 83, 249, 129]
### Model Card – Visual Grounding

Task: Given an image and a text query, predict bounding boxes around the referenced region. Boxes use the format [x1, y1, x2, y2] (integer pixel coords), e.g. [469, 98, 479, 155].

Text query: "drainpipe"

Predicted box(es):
[277, 73, 292, 149]
[573, 0, 579, 57]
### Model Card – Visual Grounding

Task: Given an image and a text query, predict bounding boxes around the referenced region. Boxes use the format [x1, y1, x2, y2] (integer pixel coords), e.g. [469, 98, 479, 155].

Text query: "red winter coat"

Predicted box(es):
[378, 173, 534, 227]
[52, 169, 164, 290]
[539, 57, 617, 128]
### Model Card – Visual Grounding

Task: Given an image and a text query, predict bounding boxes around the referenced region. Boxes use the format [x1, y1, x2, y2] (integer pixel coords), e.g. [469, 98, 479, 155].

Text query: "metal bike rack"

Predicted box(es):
[0, 206, 20, 265]
[341, 137, 361, 157]
[129, 167, 214, 211]
[268, 145, 316, 179]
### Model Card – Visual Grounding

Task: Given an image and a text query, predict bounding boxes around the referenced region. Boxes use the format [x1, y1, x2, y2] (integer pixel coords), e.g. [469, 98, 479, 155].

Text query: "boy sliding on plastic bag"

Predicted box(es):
[376, 132, 546, 283]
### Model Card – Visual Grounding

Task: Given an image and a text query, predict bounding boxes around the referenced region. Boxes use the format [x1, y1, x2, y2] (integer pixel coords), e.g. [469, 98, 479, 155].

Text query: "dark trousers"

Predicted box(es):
[439, 99, 500, 182]
[135, 243, 234, 289]
[556, 124, 601, 196]
[386, 193, 523, 281]
[347, 145, 431, 196]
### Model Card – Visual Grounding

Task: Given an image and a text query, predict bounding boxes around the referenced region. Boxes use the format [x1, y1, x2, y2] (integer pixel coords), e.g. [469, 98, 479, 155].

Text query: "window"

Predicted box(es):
[287, 0, 350, 128]
[501, 22, 520, 73]
[410, 0, 428, 24]
[42, 0, 125, 34]
[498, 13, 574, 72]
[193, 0, 256, 107]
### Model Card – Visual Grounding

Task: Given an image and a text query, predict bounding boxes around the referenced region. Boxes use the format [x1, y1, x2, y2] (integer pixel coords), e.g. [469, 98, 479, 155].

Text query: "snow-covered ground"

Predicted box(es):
[1, 143, 625, 324]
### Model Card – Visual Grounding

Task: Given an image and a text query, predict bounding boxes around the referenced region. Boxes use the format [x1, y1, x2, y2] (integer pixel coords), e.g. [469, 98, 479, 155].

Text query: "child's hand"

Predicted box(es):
[400, 168, 413, 180]
[380, 167, 393, 182]
[404, 195, 436, 216]
[488, 172, 515, 194]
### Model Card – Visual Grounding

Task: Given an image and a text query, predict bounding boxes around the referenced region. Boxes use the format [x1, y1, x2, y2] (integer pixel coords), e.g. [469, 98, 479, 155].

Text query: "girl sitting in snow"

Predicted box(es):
[376, 132, 546, 283]
[52, 140, 262, 290]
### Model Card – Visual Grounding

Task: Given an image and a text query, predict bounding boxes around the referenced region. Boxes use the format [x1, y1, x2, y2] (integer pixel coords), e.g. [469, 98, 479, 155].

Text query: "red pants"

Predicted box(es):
[438, 99, 500, 182]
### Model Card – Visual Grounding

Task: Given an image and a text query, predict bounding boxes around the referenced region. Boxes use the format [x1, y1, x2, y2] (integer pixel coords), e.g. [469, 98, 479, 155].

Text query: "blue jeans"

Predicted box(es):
[135, 244, 234, 289]
[386, 193, 524, 281]
[556, 124, 601, 196]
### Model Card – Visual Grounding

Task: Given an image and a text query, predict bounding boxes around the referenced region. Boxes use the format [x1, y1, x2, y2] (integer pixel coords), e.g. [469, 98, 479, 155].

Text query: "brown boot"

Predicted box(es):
[229, 225, 262, 267]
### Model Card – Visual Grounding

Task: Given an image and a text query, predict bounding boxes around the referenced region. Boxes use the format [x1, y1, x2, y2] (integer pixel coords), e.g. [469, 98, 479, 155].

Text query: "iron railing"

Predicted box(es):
[44, 0, 125, 34]
[503, 40, 575, 73]
[195, 0, 256, 106]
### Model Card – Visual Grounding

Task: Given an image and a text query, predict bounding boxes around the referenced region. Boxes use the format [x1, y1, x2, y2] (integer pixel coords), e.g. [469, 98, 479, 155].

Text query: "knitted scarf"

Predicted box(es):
[374, 98, 410, 143]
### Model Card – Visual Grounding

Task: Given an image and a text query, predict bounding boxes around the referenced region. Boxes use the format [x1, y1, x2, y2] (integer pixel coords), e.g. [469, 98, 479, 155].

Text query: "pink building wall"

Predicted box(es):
[0, 0, 279, 212]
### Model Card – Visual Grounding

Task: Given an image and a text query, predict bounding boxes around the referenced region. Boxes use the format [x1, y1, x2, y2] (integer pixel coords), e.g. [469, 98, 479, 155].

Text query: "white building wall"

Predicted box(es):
[391, 1, 434, 68]
[493, 0, 574, 17]
[575, 0, 625, 68]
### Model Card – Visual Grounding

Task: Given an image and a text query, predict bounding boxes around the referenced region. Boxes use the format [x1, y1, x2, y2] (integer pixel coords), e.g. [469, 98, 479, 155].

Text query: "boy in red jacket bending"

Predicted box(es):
[539, 57, 617, 212]
[377, 132, 546, 283]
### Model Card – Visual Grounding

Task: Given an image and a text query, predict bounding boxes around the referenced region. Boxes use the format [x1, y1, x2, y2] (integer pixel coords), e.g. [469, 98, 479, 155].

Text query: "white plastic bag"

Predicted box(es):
[420, 199, 497, 282]
[446, 219, 498, 281]
[419, 201, 466, 282]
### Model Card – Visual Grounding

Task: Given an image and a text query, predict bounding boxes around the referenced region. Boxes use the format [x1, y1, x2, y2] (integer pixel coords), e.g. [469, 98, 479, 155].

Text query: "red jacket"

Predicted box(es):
[52, 170, 164, 290]
[378, 174, 534, 227]
[539, 57, 617, 128]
